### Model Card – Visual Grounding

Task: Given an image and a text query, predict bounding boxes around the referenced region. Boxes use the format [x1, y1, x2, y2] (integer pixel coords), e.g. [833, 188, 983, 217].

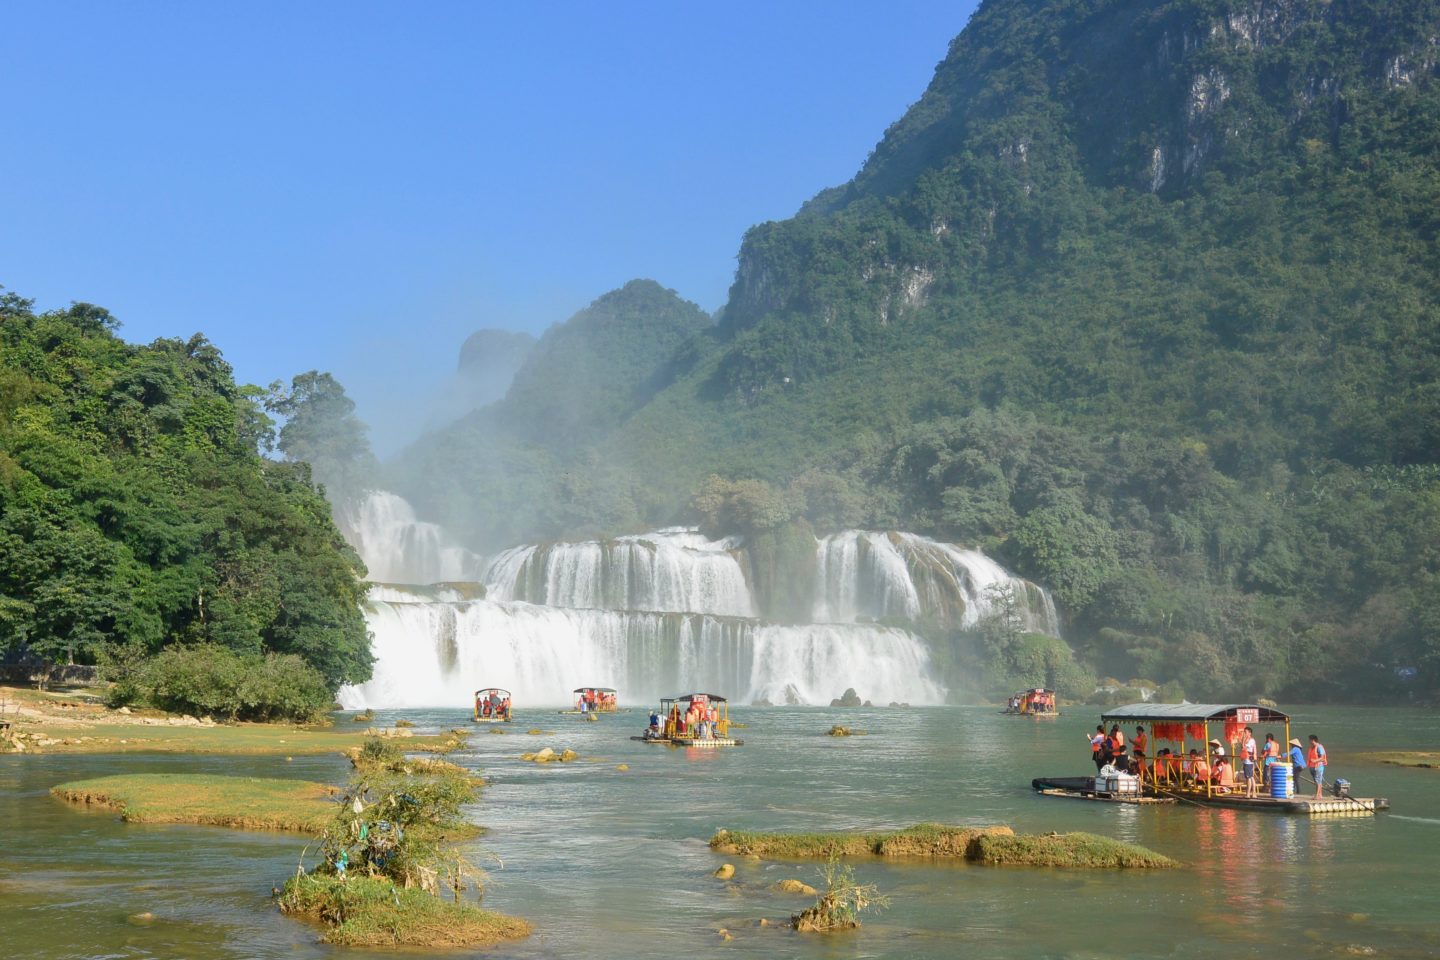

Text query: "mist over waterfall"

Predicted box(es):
[337, 491, 483, 583]
[339, 492, 1057, 709]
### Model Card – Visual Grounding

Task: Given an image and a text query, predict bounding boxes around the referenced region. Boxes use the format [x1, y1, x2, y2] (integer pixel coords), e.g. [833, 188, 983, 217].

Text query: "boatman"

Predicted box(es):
[1288, 738, 1307, 788]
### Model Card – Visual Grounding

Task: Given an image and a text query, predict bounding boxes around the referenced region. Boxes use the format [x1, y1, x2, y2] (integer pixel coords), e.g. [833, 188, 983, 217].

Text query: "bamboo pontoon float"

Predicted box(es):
[1035, 703, 1388, 815]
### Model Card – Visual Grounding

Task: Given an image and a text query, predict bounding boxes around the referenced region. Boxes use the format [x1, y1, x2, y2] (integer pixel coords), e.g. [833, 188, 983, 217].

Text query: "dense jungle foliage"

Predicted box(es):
[0, 293, 372, 695]
[393, 0, 1440, 702]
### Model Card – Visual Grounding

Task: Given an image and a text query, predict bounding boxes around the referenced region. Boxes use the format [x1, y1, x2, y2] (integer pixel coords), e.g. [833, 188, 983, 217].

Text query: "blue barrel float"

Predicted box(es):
[1271, 762, 1292, 798]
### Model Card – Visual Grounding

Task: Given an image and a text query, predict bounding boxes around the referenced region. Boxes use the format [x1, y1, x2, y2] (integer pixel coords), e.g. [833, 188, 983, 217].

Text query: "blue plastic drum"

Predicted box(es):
[1270, 762, 1292, 798]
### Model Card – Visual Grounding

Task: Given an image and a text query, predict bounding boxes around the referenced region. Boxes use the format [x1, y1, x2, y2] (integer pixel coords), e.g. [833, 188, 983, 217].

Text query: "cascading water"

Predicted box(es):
[339, 597, 941, 709]
[812, 531, 1059, 635]
[336, 490, 483, 584]
[482, 529, 753, 617]
[338, 494, 1057, 709]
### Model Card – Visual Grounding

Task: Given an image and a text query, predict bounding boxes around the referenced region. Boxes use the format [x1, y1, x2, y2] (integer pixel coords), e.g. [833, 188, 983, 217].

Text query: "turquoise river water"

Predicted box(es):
[4, 704, 1438, 959]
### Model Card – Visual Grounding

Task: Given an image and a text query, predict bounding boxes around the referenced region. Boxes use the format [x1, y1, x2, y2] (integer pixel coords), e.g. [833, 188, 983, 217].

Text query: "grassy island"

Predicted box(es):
[1358, 751, 1440, 769]
[710, 824, 1177, 868]
[279, 874, 532, 948]
[276, 736, 532, 949]
[52, 773, 338, 832]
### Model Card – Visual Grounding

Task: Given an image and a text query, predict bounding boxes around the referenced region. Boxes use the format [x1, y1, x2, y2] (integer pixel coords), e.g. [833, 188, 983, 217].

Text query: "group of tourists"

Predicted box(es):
[1089, 724, 1329, 799]
[576, 689, 616, 713]
[475, 691, 512, 720]
[1006, 689, 1057, 714]
[644, 699, 723, 740]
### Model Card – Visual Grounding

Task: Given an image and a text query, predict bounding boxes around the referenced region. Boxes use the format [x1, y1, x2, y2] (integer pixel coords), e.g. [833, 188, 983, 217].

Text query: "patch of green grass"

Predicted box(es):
[1357, 751, 1439, 769]
[52, 774, 338, 832]
[968, 832, 1178, 868]
[278, 873, 531, 948]
[21, 721, 460, 755]
[710, 823, 1013, 859]
[711, 824, 1176, 867]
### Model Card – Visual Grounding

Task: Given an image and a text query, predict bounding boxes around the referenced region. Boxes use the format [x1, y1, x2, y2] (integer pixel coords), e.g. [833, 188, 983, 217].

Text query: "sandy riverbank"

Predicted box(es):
[0, 684, 455, 755]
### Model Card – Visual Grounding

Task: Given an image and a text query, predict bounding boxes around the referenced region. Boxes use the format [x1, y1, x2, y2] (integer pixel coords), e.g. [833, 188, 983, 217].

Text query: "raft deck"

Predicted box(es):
[629, 736, 743, 747]
[1035, 777, 1387, 815]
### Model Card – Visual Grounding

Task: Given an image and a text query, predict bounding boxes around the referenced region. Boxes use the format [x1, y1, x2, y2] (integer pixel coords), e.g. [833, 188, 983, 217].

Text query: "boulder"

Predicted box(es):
[560, 749, 578, 762]
[829, 688, 863, 708]
[713, 864, 735, 880]
[772, 879, 818, 895]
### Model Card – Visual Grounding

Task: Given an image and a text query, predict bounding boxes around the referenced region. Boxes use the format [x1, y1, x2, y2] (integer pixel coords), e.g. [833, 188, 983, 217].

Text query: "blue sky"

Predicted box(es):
[3, 1, 978, 453]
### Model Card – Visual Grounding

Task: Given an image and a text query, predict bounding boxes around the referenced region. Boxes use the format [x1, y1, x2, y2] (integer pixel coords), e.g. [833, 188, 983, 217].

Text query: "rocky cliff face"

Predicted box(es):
[712, 0, 1440, 400]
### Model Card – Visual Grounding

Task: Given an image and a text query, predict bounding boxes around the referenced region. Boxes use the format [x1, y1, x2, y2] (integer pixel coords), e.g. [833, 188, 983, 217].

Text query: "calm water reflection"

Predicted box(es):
[4, 704, 1438, 959]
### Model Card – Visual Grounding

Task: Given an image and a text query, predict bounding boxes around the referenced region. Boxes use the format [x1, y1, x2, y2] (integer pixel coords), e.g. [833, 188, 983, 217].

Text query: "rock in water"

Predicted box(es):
[830, 688, 863, 707]
[773, 879, 818, 895]
[714, 864, 735, 880]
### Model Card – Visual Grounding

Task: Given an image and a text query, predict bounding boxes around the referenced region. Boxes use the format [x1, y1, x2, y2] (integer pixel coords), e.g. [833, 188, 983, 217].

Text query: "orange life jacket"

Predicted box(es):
[1308, 744, 1326, 767]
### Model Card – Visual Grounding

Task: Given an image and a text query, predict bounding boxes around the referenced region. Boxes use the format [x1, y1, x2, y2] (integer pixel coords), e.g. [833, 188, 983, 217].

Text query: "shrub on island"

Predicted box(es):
[105, 644, 332, 723]
[278, 737, 529, 948]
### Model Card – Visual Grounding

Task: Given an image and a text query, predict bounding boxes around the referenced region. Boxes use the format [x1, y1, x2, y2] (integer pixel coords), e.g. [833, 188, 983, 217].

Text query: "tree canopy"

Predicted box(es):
[0, 291, 371, 690]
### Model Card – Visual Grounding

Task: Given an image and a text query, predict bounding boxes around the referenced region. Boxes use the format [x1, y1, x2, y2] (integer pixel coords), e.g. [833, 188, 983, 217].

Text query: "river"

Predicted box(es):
[3, 704, 1437, 959]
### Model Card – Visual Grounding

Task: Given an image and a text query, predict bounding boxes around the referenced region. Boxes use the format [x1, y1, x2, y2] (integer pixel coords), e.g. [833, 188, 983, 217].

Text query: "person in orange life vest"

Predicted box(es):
[1307, 735, 1328, 799]
[1213, 755, 1234, 793]
[1133, 725, 1148, 757]
[1187, 749, 1209, 786]
[708, 704, 719, 737]
[1108, 725, 1125, 759]
[1131, 747, 1148, 781]
[1241, 726, 1259, 797]
[1262, 733, 1280, 785]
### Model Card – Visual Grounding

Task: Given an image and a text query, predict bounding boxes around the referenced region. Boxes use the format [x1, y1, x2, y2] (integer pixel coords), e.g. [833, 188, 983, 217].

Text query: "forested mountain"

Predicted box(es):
[397, 0, 1440, 701]
[0, 293, 372, 696]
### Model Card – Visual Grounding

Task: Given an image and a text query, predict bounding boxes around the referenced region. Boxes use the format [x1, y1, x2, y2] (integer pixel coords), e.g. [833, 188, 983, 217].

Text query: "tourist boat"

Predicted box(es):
[559, 686, 618, 715]
[472, 687, 513, 723]
[1004, 687, 1059, 717]
[630, 692, 743, 747]
[1035, 702, 1388, 815]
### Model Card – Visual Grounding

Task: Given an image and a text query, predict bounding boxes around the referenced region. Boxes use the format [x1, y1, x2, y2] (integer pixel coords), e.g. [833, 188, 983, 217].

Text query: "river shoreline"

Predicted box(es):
[0, 683, 457, 755]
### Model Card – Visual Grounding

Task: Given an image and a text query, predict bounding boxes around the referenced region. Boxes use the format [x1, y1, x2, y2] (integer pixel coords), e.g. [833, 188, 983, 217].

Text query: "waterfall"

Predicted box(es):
[339, 596, 942, 708]
[337, 491, 483, 584]
[337, 496, 1060, 710]
[812, 531, 1059, 635]
[482, 528, 753, 617]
